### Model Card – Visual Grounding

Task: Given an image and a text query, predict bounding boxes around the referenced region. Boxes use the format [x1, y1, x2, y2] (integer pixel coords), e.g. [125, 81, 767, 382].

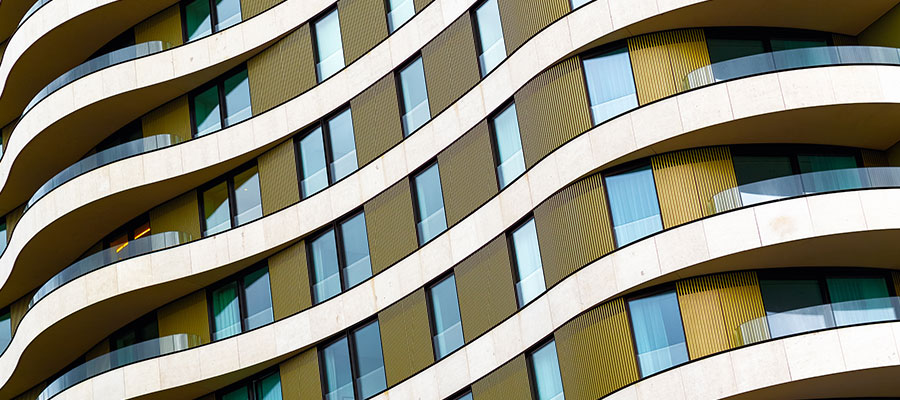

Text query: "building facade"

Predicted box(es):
[0, 0, 899, 399]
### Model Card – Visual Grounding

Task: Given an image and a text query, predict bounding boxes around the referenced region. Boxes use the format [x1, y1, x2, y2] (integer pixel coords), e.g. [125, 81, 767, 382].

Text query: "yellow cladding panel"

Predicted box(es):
[862, 149, 889, 167]
[555, 298, 639, 400]
[858, 3, 900, 48]
[281, 348, 323, 400]
[149, 190, 202, 240]
[516, 57, 592, 168]
[9, 292, 31, 334]
[241, 0, 282, 19]
[268, 241, 311, 320]
[628, 29, 711, 104]
[497, 0, 569, 54]
[534, 173, 615, 288]
[134, 4, 184, 47]
[652, 146, 737, 228]
[157, 290, 212, 345]
[6, 205, 23, 241]
[351, 74, 404, 166]
[141, 95, 192, 143]
[258, 139, 301, 215]
[422, 14, 481, 117]
[339, 0, 388, 65]
[719, 271, 768, 347]
[472, 355, 531, 400]
[455, 236, 518, 342]
[378, 288, 435, 386]
[414, 0, 433, 12]
[364, 179, 418, 274]
[437, 121, 498, 226]
[247, 25, 317, 115]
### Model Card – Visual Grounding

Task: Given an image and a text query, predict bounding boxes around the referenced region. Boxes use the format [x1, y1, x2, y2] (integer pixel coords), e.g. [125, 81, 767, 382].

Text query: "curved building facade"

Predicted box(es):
[1, 0, 900, 399]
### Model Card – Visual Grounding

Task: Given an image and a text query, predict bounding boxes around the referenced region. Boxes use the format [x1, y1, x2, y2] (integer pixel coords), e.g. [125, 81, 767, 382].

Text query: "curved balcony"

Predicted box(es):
[17, 0, 49, 28]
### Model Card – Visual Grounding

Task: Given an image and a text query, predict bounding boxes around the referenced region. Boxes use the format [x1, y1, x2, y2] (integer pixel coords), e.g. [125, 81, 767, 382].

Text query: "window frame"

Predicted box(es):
[758, 268, 898, 313]
[215, 368, 281, 400]
[311, 6, 345, 83]
[623, 284, 690, 378]
[317, 318, 387, 400]
[305, 208, 370, 304]
[188, 65, 251, 138]
[524, 338, 566, 400]
[425, 271, 465, 360]
[101, 213, 151, 250]
[486, 99, 524, 190]
[395, 54, 431, 137]
[197, 161, 261, 237]
[600, 159, 664, 249]
[205, 262, 273, 341]
[180, 0, 243, 42]
[470, 0, 506, 77]
[384, 0, 415, 34]
[410, 160, 448, 246]
[293, 106, 355, 198]
[506, 214, 546, 309]
[579, 41, 638, 126]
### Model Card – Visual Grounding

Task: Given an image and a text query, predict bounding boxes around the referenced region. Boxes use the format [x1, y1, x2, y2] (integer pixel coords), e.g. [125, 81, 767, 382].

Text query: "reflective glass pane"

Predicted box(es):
[193, 85, 222, 137]
[492, 104, 525, 188]
[0, 311, 10, 352]
[353, 322, 387, 399]
[299, 127, 329, 198]
[212, 281, 242, 340]
[511, 219, 545, 307]
[322, 338, 355, 400]
[797, 154, 862, 193]
[222, 385, 250, 400]
[243, 267, 274, 330]
[184, 0, 213, 42]
[340, 213, 371, 289]
[311, 230, 341, 303]
[732, 154, 800, 205]
[223, 69, 252, 127]
[399, 58, 430, 136]
[0, 222, 7, 255]
[583, 48, 638, 125]
[233, 165, 262, 226]
[216, 0, 242, 31]
[430, 275, 464, 358]
[771, 38, 834, 69]
[760, 279, 832, 338]
[327, 109, 358, 182]
[707, 38, 767, 64]
[315, 9, 345, 82]
[256, 373, 283, 400]
[454, 393, 473, 400]
[414, 164, 447, 245]
[570, 0, 590, 9]
[475, 0, 506, 76]
[606, 165, 662, 246]
[628, 290, 689, 377]
[827, 277, 896, 326]
[203, 181, 232, 236]
[387, 0, 415, 33]
[530, 341, 565, 400]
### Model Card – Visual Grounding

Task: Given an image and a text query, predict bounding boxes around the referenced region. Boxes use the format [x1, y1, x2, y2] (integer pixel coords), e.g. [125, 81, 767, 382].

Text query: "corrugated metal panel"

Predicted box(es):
[471, 355, 531, 400]
[414, 0, 433, 12]
[676, 274, 729, 359]
[652, 146, 737, 228]
[515, 57, 592, 168]
[421, 14, 480, 117]
[247, 26, 317, 115]
[718, 271, 768, 347]
[692, 146, 739, 217]
[496, 0, 569, 54]
[149, 190, 202, 240]
[555, 298, 639, 400]
[628, 29, 711, 104]
[6, 205, 24, 240]
[363, 180, 418, 274]
[157, 290, 211, 344]
[667, 29, 711, 92]
[338, 0, 388, 65]
[258, 140, 300, 215]
[141, 95, 192, 143]
[351, 74, 403, 166]
[534, 174, 615, 288]
[378, 288, 434, 386]
[9, 292, 32, 334]
[832, 34, 859, 46]
[280, 348, 322, 400]
[268, 241, 311, 321]
[455, 236, 518, 342]
[241, 0, 282, 19]
[862, 149, 889, 167]
[437, 121, 498, 226]
[134, 4, 184, 47]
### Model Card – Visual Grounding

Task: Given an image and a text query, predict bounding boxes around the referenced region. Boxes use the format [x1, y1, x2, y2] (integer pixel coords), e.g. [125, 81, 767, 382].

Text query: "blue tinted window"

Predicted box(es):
[414, 163, 447, 245]
[224, 69, 252, 126]
[399, 57, 431, 136]
[583, 47, 637, 125]
[340, 213, 372, 289]
[511, 218, 545, 307]
[315, 9, 345, 82]
[299, 127, 329, 198]
[430, 275, 464, 358]
[256, 372, 282, 400]
[529, 341, 565, 400]
[353, 321, 387, 398]
[387, 0, 415, 32]
[327, 109, 358, 182]
[570, 0, 590, 9]
[474, 0, 506, 76]
[492, 103, 525, 188]
[0, 311, 9, 353]
[216, 0, 242, 31]
[310, 229, 341, 303]
[243, 267, 274, 330]
[605, 165, 662, 246]
[322, 337, 355, 400]
[628, 290, 689, 377]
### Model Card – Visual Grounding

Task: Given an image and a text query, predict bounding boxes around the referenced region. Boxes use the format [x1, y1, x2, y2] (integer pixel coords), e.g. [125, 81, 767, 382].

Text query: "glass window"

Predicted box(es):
[797, 153, 863, 193]
[826, 277, 896, 327]
[183, 0, 242, 43]
[413, 163, 447, 245]
[628, 290, 689, 377]
[210, 265, 274, 341]
[474, 0, 506, 76]
[202, 164, 263, 236]
[583, 47, 638, 125]
[0, 222, 7, 254]
[605, 165, 663, 247]
[0, 310, 9, 353]
[193, 85, 222, 137]
[492, 103, 525, 188]
[760, 278, 832, 338]
[309, 211, 373, 304]
[510, 218, 545, 307]
[297, 108, 359, 198]
[327, 109, 358, 182]
[732, 154, 799, 206]
[216, 0, 243, 31]
[299, 127, 329, 198]
[310, 229, 341, 303]
[340, 213, 372, 288]
[707, 38, 767, 65]
[399, 57, 431, 136]
[529, 341, 565, 400]
[108, 314, 158, 366]
[429, 275, 464, 359]
[243, 266, 274, 330]
[222, 385, 249, 400]
[202, 181, 231, 236]
[452, 392, 474, 400]
[387, 0, 415, 33]
[322, 337, 355, 400]
[352, 321, 387, 398]
[224, 69, 252, 126]
[211, 281, 242, 340]
[255, 372, 283, 400]
[570, 0, 590, 9]
[322, 322, 387, 400]
[192, 68, 252, 137]
[315, 9, 345, 82]
[233, 166, 262, 226]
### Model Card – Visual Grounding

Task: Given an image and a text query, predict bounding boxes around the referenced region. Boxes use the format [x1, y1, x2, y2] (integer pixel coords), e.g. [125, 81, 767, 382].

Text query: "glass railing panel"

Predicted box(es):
[18, 0, 51, 27]
[832, 297, 900, 327]
[29, 231, 192, 308]
[636, 342, 689, 377]
[401, 100, 430, 136]
[387, 0, 415, 33]
[837, 46, 900, 65]
[772, 46, 840, 70]
[415, 207, 446, 244]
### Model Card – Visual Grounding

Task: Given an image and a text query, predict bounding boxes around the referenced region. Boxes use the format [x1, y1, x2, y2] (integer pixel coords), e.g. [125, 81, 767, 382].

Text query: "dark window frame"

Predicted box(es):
[205, 261, 272, 340]
[394, 53, 429, 137]
[409, 159, 448, 246]
[317, 318, 387, 400]
[179, 0, 243, 43]
[505, 214, 545, 309]
[188, 64, 251, 138]
[469, 0, 504, 77]
[523, 337, 566, 400]
[486, 99, 521, 190]
[292, 105, 355, 198]
[424, 271, 465, 360]
[101, 213, 152, 250]
[310, 5, 343, 83]
[197, 160, 261, 237]
[600, 159, 664, 249]
[215, 368, 281, 400]
[623, 284, 690, 379]
[305, 208, 369, 304]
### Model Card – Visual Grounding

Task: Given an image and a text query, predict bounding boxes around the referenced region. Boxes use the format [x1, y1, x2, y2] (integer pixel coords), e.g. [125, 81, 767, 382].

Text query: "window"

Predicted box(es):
[491, 103, 525, 188]
[296, 108, 358, 198]
[0, 221, 8, 255]
[705, 29, 833, 80]
[510, 218, 545, 307]
[583, 47, 638, 125]
[191, 67, 252, 137]
[108, 314, 159, 366]
[0, 309, 10, 353]
[321, 321, 387, 400]
[314, 9, 345, 82]
[570, 0, 590, 9]
[605, 164, 662, 247]
[412, 163, 447, 245]
[102, 214, 152, 255]
[451, 392, 473, 400]
[473, 0, 506, 76]
[428, 274, 464, 359]
[200, 164, 262, 236]
[627, 290, 689, 377]
[386, 0, 414, 33]
[529, 341, 565, 400]
[398, 57, 431, 136]
[220, 371, 282, 400]
[182, 0, 242, 42]
[308, 211, 372, 304]
[209, 265, 274, 340]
